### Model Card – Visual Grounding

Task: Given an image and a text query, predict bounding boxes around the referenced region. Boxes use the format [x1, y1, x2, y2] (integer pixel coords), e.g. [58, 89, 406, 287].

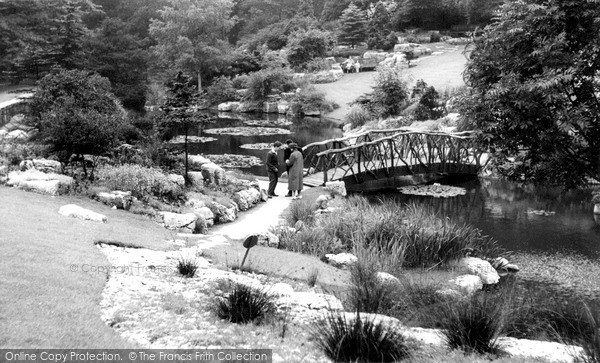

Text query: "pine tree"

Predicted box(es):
[297, 0, 315, 18]
[338, 2, 368, 48]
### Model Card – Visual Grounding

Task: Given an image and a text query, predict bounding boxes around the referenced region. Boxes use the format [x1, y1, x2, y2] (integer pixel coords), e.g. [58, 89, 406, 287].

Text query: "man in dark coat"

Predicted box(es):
[266, 141, 282, 197]
[284, 139, 303, 197]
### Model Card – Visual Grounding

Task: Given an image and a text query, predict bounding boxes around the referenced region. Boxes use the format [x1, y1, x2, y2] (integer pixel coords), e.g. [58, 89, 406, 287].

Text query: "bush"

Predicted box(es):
[244, 68, 296, 102]
[206, 76, 238, 105]
[345, 105, 373, 129]
[177, 256, 198, 278]
[231, 74, 250, 89]
[370, 66, 410, 118]
[95, 164, 183, 202]
[311, 312, 411, 362]
[286, 28, 335, 70]
[288, 86, 337, 116]
[213, 283, 275, 324]
[437, 291, 506, 355]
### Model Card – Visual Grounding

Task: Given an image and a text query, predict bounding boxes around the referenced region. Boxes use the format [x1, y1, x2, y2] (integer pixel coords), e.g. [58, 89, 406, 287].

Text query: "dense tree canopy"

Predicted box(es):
[338, 2, 368, 47]
[458, 0, 600, 187]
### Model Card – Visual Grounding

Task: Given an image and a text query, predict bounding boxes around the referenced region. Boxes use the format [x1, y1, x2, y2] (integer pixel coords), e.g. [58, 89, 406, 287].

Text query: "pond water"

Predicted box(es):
[171, 111, 343, 177]
[374, 178, 600, 259]
[172, 113, 600, 259]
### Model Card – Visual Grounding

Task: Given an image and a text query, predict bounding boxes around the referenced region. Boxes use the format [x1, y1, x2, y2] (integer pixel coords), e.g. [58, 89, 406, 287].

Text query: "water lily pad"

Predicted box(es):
[167, 135, 218, 143]
[398, 183, 467, 198]
[203, 127, 292, 136]
[204, 154, 263, 168]
[243, 119, 293, 127]
[239, 143, 273, 150]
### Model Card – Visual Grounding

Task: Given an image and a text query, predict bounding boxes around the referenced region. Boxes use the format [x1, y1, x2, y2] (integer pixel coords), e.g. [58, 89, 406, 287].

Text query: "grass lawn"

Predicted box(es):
[0, 186, 174, 348]
[316, 42, 468, 122]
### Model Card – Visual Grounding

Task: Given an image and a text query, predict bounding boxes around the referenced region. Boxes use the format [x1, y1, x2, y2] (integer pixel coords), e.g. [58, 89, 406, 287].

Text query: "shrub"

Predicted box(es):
[303, 58, 332, 73]
[288, 86, 337, 116]
[177, 256, 198, 278]
[436, 292, 506, 355]
[370, 66, 410, 118]
[286, 28, 335, 70]
[345, 105, 373, 129]
[95, 164, 182, 202]
[206, 76, 238, 105]
[311, 312, 411, 362]
[231, 74, 250, 89]
[244, 68, 296, 102]
[0, 141, 50, 166]
[213, 283, 275, 324]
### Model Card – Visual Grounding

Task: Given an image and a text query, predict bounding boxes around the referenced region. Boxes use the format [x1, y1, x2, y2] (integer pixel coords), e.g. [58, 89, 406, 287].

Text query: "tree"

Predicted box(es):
[286, 28, 335, 69]
[297, 0, 315, 17]
[149, 0, 235, 91]
[29, 68, 125, 177]
[159, 72, 209, 182]
[366, 1, 394, 50]
[338, 2, 368, 48]
[458, 0, 600, 187]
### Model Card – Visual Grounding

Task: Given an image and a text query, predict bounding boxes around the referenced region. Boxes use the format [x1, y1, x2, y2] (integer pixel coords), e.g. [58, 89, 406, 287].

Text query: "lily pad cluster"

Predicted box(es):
[204, 154, 263, 168]
[398, 183, 467, 198]
[239, 143, 273, 150]
[167, 135, 217, 144]
[203, 127, 292, 136]
[243, 119, 293, 127]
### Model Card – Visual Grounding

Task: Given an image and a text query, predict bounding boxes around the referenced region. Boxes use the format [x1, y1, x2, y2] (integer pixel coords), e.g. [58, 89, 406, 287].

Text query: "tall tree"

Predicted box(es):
[149, 0, 235, 91]
[297, 0, 315, 17]
[458, 0, 600, 187]
[338, 2, 368, 48]
[159, 72, 208, 182]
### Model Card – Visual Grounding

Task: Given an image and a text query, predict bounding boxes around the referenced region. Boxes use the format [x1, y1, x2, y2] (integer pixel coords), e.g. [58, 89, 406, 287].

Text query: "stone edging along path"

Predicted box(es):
[96, 180, 584, 362]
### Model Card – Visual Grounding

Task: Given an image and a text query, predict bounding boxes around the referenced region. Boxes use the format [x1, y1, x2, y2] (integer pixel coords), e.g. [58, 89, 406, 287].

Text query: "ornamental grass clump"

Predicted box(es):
[311, 312, 411, 362]
[579, 304, 600, 363]
[437, 291, 507, 355]
[347, 252, 397, 314]
[176, 256, 198, 278]
[214, 283, 275, 325]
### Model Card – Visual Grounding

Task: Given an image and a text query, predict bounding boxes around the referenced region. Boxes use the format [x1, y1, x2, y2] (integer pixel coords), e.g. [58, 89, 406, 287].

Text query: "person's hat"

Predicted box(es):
[289, 142, 298, 149]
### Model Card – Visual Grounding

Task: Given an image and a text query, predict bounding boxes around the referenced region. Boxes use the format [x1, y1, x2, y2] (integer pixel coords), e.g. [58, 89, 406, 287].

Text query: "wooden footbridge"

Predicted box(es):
[302, 128, 486, 192]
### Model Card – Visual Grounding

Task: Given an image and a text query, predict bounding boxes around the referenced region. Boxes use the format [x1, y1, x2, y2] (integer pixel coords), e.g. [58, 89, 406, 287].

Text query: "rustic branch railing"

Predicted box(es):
[302, 129, 483, 185]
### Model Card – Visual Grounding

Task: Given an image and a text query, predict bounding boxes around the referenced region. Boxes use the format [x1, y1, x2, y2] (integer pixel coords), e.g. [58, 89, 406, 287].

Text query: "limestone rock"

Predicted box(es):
[376, 272, 400, 286]
[212, 202, 237, 223]
[278, 291, 343, 311]
[238, 102, 261, 113]
[324, 181, 347, 197]
[277, 102, 289, 114]
[315, 194, 332, 209]
[458, 257, 500, 284]
[96, 190, 133, 210]
[19, 180, 62, 196]
[294, 220, 305, 231]
[448, 274, 483, 295]
[187, 171, 204, 187]
[192, 207, 214, 228]
[6, 130, 28, 140]
[256, 231, 279, 248]
[168, 174, 185, 187]
[59, 204, 107, 223]
[262, 101, 278, 113]
[324, 253, 357, 269]
[157, 212, 199, 233]
[7, 169, 74, 195]
[260, 188, 268, 202]
[188, 154, 212, 171]
[217, 102, 241, 112]
[200, 163, 227, 186]
[233, 188, 261, 211]
[269, 282, 295, 296]
[32, 159, 63, 173]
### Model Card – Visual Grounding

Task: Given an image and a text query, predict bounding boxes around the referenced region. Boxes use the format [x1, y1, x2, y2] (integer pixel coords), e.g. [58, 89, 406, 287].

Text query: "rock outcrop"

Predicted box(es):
[58, 204, 107, 223]
[157, 212, 199, 233]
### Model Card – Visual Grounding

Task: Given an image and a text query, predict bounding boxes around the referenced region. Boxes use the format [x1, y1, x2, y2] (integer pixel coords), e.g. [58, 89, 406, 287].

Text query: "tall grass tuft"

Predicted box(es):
[311, 312, 411, 362]
[176, 256, 198, 278]
[347, 258, 395, 314]
[284, 199, 316, 227]
[437, 292, 507, 355]
[580, 304, 600, 363]
[213, 283, 275, 325]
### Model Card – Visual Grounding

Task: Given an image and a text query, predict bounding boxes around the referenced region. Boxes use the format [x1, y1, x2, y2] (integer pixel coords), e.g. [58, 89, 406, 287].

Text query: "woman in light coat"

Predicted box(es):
[285, 143, 304, 199]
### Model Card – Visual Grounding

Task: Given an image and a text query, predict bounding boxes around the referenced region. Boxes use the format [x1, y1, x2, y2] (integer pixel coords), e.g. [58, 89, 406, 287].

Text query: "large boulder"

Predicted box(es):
[458, 257, 500, 285]
[324, 253, 357, 269]
[238, 102, 261, 113]
[262, 102, 278, 113]
[277, 102, 290, 114]
[168, 173, 185, 187]
[201, 162, 227, 186]
[7, 169, 73, 195]
[217, 101, 241, 112]
[192, 206, 215, 228]
[157, 212, 199, 233]
[18, 159, 63, 174]
[232, 188, 262, 211]
[256, 231, 279, 248]
[96, 191, 133, 210]
[187, 171, 204, 187]
[58, 204, 107, 223]
[212, 202, 237, 223]
[448, 274, 483, 295]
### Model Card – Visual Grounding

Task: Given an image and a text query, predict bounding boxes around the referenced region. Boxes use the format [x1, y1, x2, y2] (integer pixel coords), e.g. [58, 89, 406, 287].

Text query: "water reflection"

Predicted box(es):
[375, 179, 600, 258]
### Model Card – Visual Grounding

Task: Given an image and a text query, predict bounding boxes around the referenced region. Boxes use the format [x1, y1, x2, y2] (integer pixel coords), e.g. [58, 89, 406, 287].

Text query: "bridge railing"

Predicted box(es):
[303, 129, 483, 184]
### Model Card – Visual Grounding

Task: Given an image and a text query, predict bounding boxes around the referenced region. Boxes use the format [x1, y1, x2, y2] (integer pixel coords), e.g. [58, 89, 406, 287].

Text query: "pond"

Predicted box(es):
[170, 111, 343, 177]
[172, 114, 600, 259]
[375, 178, 600, 259]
